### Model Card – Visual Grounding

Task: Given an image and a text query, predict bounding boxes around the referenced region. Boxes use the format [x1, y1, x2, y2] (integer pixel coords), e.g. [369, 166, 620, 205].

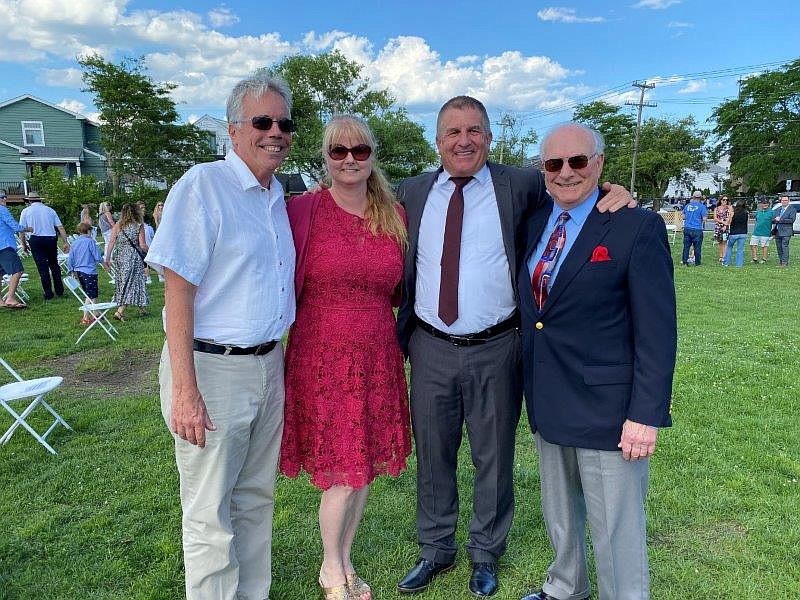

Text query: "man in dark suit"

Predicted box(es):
[517, 122, 676, 600]
[395, 97, 634, 598]
[772, 195, 796, 266]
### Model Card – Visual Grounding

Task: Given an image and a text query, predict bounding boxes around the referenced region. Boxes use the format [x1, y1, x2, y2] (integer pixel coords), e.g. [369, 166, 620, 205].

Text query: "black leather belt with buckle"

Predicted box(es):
[415, 313, 519, 347]
[192, 339, 278, 356]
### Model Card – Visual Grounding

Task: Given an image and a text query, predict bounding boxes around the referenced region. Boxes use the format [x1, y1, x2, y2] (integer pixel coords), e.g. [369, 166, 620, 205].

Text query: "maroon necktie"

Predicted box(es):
[438, 176, 472, 325]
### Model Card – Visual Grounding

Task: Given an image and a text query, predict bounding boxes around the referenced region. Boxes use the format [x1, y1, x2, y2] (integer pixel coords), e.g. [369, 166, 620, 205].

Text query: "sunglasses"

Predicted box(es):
[543, 153, 597, 173]
[242, 115, 296, 133]
[328, 144, 372, 161]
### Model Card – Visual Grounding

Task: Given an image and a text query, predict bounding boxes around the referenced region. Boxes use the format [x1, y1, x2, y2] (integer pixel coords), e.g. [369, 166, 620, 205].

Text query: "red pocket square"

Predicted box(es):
[590, 245, 611, 262]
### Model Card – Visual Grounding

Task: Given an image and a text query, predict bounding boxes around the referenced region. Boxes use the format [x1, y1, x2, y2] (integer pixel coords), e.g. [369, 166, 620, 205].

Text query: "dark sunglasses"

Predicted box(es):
[244, 115, 296, 133]
[328, 144, 372, 161]
[543, 153, 597, 173]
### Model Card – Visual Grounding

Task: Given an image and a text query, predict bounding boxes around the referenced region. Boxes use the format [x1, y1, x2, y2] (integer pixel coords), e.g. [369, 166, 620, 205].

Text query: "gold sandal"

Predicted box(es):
[319, 579, 354, 600]
[346, 573, 371, 598]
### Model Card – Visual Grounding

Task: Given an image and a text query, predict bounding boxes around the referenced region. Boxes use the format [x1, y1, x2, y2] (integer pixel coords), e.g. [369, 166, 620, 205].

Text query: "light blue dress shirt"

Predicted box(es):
[66, 235, 103, 274]
[527, 189, 600, 289]
[0, 205, 25, 250]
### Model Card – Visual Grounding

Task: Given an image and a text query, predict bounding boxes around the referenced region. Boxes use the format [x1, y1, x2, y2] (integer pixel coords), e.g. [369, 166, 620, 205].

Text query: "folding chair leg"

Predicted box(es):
[0, 398, 58, 454]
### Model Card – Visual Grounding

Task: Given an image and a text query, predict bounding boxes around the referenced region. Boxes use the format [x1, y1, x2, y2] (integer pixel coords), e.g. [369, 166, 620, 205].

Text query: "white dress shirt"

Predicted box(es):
[146, 150, 296, 346]
[19, 202, 62, 237]
[415, 164, 515, 334]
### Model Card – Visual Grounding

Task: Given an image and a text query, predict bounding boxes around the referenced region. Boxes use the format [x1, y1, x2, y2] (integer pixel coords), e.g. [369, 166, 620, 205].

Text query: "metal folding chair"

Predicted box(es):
[63, 276, 119, 344]
[0, 358, 71, 454]
[2, 273, 29, 304]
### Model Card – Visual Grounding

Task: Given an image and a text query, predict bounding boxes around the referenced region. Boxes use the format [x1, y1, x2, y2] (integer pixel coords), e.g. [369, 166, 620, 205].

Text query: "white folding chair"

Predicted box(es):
[665, 224, 677, 245]
[63, 276, 119, 344]
[2, 273, 30, 303]
[57, 251, 70, 275]
[0, 357, 71, 455]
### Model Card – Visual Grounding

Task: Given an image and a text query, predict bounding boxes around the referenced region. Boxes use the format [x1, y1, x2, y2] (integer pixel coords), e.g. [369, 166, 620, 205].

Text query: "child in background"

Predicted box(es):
[67, 222, 103, 324]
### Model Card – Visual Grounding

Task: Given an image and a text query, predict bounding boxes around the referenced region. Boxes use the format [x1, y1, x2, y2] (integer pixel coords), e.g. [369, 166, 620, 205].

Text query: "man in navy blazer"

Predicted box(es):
[772, 195, 797, 266]
[518, 123, 676, 600]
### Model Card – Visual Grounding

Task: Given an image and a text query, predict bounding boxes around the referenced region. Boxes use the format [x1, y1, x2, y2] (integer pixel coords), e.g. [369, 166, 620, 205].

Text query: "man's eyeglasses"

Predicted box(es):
[543, 153, 597, 173]
[236, 115, 296, 133]
[328, 144, 372, 161]
[0, 195, 6, 199]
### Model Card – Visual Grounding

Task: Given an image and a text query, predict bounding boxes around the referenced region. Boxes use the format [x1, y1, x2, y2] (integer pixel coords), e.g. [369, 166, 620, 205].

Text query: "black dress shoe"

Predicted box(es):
[397, 558, 455, 594]
[469, 562, 498, 597]
[519, 590, 589, 600]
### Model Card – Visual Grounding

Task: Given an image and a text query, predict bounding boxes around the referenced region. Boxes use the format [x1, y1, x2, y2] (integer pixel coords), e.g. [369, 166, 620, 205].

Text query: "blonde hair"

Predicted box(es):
[322, 115, 407, 249]
[98, 201, 111, 215]
[117, 203, 141, 230]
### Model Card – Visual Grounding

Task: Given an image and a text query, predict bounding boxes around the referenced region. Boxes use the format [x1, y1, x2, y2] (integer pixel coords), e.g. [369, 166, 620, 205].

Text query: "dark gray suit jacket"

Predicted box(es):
[773, 204, 797, 237]
[395, 162, 548, 355]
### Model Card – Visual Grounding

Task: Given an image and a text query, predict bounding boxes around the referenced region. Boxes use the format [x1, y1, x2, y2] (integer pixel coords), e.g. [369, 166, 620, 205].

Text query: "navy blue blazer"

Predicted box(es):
[518, 191, 677, 450]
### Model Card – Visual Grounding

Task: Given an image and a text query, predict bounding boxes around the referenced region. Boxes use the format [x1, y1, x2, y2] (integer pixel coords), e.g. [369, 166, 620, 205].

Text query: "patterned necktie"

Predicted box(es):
[438, 176, 473, 326]
[531, 211, 570, 311]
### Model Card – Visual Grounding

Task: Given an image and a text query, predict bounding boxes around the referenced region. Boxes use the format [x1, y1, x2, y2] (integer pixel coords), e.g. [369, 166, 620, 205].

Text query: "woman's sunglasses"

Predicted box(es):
[543, 153, 597, 173]
[328, 144, 372, 161]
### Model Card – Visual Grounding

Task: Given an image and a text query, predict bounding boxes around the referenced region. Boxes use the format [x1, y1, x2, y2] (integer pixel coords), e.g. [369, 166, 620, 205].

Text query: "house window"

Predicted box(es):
[21, 121, 45, 146]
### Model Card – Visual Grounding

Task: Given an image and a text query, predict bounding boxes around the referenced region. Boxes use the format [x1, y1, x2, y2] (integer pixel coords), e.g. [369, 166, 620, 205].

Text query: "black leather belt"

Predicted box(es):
[193, 339, 278, 356]
[415, 313, 519, 346]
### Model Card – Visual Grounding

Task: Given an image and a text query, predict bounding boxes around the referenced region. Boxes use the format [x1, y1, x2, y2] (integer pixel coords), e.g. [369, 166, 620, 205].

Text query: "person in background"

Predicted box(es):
[18, 192, 70, 299]
[153, 201, 164, 229]
[137, 202, 155, 284]
[681, 190, 707, 266]
[280, 115, 411, 600]
[749, 198, 773, 263]
[67, 222, 104, 324]
[772, 195, 796, 267]
[0, 189, 32, 308]
[104, 202, 148, 320]
[722, 200, 748, 267]
[712, 195, 732, 263]
[98, 201, 115, 248]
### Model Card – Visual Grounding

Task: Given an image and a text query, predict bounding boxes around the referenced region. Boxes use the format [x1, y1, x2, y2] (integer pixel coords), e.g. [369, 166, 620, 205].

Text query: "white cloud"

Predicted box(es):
[2, 3, 590, 117]
[207, 6, 239, 28]
[57, 98, 87, 114]
[677, 79, 707, 94]
[667, 21, 693, 28]
[632, 0, 681, 9]
[537, 7, 606, 23]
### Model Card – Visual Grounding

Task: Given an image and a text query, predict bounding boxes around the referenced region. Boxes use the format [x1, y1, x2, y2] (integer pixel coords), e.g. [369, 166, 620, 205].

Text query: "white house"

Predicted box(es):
[664, 156, 730, 198]
[192, 115, 231, 158]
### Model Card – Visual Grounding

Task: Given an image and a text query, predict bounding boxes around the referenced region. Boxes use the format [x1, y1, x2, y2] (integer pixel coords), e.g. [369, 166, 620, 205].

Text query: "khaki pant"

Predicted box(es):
[160, 342, 285, 600]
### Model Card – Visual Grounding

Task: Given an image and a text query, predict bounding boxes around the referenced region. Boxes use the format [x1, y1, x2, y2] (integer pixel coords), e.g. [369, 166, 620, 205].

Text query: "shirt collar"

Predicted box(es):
[225, 150, 278, 192]
[435, 163, 491, 188]
[549, 188, 599, 227]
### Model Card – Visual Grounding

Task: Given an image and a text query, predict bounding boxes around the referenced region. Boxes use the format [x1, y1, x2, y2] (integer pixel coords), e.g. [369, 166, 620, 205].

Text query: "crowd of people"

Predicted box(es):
[4, 70, 792, 600]
[681, 190, 796, 268]
[0, 193, 157, 321]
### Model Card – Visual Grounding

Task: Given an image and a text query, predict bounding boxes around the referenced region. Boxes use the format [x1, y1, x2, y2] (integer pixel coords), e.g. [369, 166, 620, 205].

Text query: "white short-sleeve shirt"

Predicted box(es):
[19, 202, 62, 236]
[146, 151, 296, 346]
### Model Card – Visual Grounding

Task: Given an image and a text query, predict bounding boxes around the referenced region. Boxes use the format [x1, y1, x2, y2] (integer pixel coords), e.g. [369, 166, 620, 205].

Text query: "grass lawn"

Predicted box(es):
[1, 235, 799, 599]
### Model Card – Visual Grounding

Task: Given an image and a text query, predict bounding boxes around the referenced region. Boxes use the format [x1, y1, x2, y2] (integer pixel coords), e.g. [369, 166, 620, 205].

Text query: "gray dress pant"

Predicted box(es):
[536, 434, 650, 600]
[408, 325, 522, 564]
[775, 235, 791, 265]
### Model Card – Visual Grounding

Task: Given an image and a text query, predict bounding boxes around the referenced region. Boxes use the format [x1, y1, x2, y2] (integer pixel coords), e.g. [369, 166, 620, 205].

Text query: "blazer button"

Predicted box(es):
[535, 322, 543, 330]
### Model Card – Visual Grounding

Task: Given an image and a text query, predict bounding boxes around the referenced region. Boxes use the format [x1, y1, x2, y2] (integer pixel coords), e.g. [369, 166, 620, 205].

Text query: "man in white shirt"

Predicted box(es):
[18, 192, 70, 299]
[146, 70, 296, 600]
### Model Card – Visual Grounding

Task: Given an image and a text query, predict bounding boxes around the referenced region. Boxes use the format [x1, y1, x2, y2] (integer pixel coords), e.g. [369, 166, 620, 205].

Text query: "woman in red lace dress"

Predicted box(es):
[281, 115, 411, 600]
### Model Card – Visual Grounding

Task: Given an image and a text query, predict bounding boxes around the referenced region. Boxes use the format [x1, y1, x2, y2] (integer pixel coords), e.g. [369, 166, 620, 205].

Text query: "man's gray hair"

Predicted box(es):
[226, 69, 293, 125]
[540, 122, 605, 157]
[436, 96, 491, 137]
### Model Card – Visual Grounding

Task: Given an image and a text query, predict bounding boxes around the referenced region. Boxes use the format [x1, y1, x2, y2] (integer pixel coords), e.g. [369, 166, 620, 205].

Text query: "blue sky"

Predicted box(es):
[0, 0, 797, 150]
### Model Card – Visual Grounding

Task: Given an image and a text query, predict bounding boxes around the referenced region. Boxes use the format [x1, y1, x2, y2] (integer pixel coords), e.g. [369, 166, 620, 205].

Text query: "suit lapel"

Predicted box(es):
[539, 189, 610, 315]
[404, 171, 439, 276]
[488, 163, 516, 276]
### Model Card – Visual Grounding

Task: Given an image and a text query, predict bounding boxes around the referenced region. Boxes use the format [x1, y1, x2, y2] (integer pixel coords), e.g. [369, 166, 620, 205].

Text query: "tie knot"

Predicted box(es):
[450, 176, 472, 190]
[557, 211, 570, 223]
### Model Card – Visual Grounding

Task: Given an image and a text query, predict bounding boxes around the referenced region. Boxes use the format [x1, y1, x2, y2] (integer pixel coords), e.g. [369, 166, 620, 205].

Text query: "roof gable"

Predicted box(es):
[0, 94, 99, 125]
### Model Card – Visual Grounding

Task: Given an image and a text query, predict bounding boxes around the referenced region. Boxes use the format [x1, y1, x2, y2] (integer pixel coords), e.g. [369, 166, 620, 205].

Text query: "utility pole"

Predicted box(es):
[625, 81, 656, 197]
[496, 114, 514, 164]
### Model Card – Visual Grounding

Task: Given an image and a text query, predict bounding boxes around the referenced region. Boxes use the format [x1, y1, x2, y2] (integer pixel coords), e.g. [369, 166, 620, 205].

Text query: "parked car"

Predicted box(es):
[770, 199, 800, 235]
[642, 200, 682, 212]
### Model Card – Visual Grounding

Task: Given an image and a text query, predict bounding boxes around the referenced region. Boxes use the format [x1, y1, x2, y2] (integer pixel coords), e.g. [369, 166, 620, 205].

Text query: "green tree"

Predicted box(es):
[488, 114, 538, 166]
[712, 58, 800, 193]
[573, 101, 706, 198]
[270, 51, 436, 182]
[79, 54, 213, 194]
[28, 166, 102, 231]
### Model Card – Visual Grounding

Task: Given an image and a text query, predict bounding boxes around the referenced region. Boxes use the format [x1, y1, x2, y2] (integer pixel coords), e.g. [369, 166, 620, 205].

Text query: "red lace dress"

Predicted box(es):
[280, 192, 411, 490]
